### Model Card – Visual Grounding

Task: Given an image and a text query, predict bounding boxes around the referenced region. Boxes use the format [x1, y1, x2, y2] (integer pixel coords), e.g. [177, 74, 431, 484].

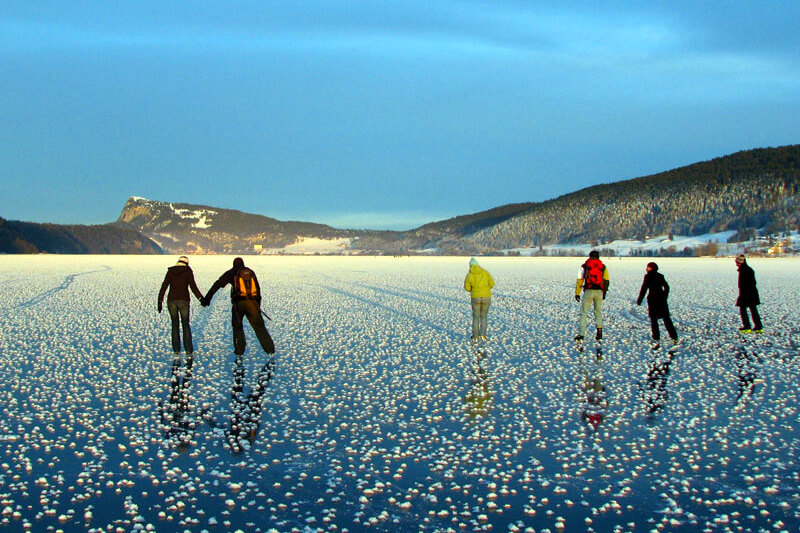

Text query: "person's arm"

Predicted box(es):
[464, 273, 472, 292]
[487, 272, 495, 290]
[188, 269, 204, 301]
[602, 267, 610, 297]
[636, 277, 647, 305]
[662, 277, 670, 300]
[203, 270, 232, 305]
[575, 267, 584, 300]
[157, 273, 169, 312]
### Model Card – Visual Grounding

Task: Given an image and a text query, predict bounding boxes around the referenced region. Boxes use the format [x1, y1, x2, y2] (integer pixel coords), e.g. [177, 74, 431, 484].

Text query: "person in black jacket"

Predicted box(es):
[158, 256, 204, 355]
[735, 255, 763, 333]
[636, 262, 678, 348]
[202, 257, 275, 355]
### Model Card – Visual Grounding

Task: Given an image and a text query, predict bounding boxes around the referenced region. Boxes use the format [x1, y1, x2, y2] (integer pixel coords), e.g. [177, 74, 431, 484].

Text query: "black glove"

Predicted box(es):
[636, 300, 642, 306]
[602, 291, 607, 300]
[201, 297, 210, 307]
[574, 294, 580, 302]
[157, 302, 162, 313]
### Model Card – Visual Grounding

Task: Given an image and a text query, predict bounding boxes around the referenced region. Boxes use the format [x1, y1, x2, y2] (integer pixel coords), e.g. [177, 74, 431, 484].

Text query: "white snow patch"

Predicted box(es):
[280, 237, 353, 255]
[169, 205, 217, 229]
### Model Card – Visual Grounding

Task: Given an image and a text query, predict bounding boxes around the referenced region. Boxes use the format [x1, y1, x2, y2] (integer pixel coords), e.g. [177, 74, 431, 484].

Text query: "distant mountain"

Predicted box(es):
[116, 196, 541, 254]
[116, 197, 402, 254]
[118, 145, 800, 255]
[0, 217, 162, 254]
[5, 145, 799, 255]
[468, 145, 800, 251]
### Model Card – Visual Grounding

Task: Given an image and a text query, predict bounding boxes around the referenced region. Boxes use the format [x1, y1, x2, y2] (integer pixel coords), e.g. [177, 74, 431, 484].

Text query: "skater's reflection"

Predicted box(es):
[733, 347, 760, 410]
[641, 351, 675, 414]
[160, 354, 194, 449]
[226, 354, 275, 453]
[463, 350, 493, 419]
[580, 361, 607, 430]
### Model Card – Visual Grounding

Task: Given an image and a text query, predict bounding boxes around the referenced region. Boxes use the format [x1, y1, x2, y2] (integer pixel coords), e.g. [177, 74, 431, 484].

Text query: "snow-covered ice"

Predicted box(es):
[0, 255, 798, 532]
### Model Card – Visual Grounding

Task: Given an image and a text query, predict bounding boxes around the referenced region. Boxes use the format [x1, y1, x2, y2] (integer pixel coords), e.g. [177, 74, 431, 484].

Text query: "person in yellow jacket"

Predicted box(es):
[464, 257, 495, 341]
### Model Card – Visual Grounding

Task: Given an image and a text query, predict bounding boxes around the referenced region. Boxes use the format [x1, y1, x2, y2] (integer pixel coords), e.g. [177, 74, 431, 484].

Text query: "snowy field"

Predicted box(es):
[0, 255, 798, 533]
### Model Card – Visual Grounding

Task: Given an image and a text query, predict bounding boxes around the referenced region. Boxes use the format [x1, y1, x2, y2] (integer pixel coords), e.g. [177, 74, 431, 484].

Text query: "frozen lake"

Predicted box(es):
[0, 255, 798, 532]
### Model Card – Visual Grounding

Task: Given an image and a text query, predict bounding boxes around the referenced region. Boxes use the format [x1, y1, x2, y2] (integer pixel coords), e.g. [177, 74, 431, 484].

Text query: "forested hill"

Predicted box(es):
[469, 145, 800, 249]
[0, 218, 162, 254]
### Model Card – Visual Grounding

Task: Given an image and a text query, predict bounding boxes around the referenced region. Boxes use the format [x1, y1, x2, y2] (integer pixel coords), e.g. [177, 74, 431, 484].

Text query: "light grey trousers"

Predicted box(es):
[471, 297, 491, 339]
[579, 289, 604, 336]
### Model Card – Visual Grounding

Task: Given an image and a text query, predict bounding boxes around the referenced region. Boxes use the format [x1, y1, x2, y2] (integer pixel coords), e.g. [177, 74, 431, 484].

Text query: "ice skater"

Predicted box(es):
[735, 254, 763, 333]
[636, 262, 679, 349]
[574, 250, 609, 342]
[202, 257, 275, 355]
[158, 255, 204, 356]
[464, 257, 494, 342]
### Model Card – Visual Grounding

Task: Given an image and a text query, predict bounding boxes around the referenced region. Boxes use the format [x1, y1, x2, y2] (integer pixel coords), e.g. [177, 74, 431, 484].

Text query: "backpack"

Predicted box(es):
[583, 258, 605, 289]
[233, 267, 259, 300]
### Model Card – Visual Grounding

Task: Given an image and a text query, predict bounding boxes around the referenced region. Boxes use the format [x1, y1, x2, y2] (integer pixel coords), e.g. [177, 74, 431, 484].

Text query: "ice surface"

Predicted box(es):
[0, 255, 798, 532]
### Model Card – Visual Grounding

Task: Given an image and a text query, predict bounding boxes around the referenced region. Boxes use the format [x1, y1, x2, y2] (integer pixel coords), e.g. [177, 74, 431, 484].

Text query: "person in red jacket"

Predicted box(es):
[158, 256, 204, 355]
[574, 251, 610, 342]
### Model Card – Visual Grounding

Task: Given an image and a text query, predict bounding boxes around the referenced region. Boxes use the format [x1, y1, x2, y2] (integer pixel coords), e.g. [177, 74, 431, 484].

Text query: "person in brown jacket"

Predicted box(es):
[158, 256, 204, 355]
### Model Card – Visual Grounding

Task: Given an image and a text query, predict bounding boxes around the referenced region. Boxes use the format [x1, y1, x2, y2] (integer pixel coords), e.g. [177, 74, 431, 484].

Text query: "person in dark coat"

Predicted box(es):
[636, 262, 678, 347]
[202, 257, 275, 355]
[735, 254, 763, 333]
[158, 256, 204, 355]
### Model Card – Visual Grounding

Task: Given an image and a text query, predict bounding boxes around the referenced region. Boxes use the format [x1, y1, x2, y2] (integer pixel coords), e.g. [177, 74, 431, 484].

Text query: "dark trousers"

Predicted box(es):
[232, 300, 275, 355]
[650, 314, 677, 341]
[168, 300, 193, 354]
[739, 305, 762, 330]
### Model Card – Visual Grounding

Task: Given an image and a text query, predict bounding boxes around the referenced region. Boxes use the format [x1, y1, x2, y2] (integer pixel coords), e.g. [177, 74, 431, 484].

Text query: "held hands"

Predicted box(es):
[574, 294, 580, 302]
[200, 296, 210, 307]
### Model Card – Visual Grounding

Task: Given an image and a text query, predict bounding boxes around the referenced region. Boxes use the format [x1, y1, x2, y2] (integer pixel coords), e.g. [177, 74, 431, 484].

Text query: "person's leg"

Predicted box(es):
[739, 306, 752, 330]
[471, 298, 481, 339]
[750, 306, 763, 330]
[479, 298, 491, 338]
[177, 300, 194, 354]
[232, 303, 247, 355]
[242, 300, 275, 354]
[649, 315, 661, 341]
[663, 315, 678, 340]
[579, 294, 591, 337]
[167, 301, 181, 354]
[593, 290, 603, 331]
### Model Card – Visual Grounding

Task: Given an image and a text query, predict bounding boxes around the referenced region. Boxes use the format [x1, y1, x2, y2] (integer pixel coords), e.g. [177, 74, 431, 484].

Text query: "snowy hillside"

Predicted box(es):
[471, 145, 800, 251]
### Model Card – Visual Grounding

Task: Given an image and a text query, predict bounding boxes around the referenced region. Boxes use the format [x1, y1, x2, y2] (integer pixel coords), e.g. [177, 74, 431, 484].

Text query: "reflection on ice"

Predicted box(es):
[463, 349, 493, 419]
[0, 255, 798, 531]
[640, 350, 675, 415]
[579, 359, 607, 429]
[226, 355, 275, 453]
[160, 353, 195, 449]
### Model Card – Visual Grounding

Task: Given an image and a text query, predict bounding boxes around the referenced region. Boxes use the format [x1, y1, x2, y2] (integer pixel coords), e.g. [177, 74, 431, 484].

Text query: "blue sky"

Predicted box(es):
[1, 1, 798, 230]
